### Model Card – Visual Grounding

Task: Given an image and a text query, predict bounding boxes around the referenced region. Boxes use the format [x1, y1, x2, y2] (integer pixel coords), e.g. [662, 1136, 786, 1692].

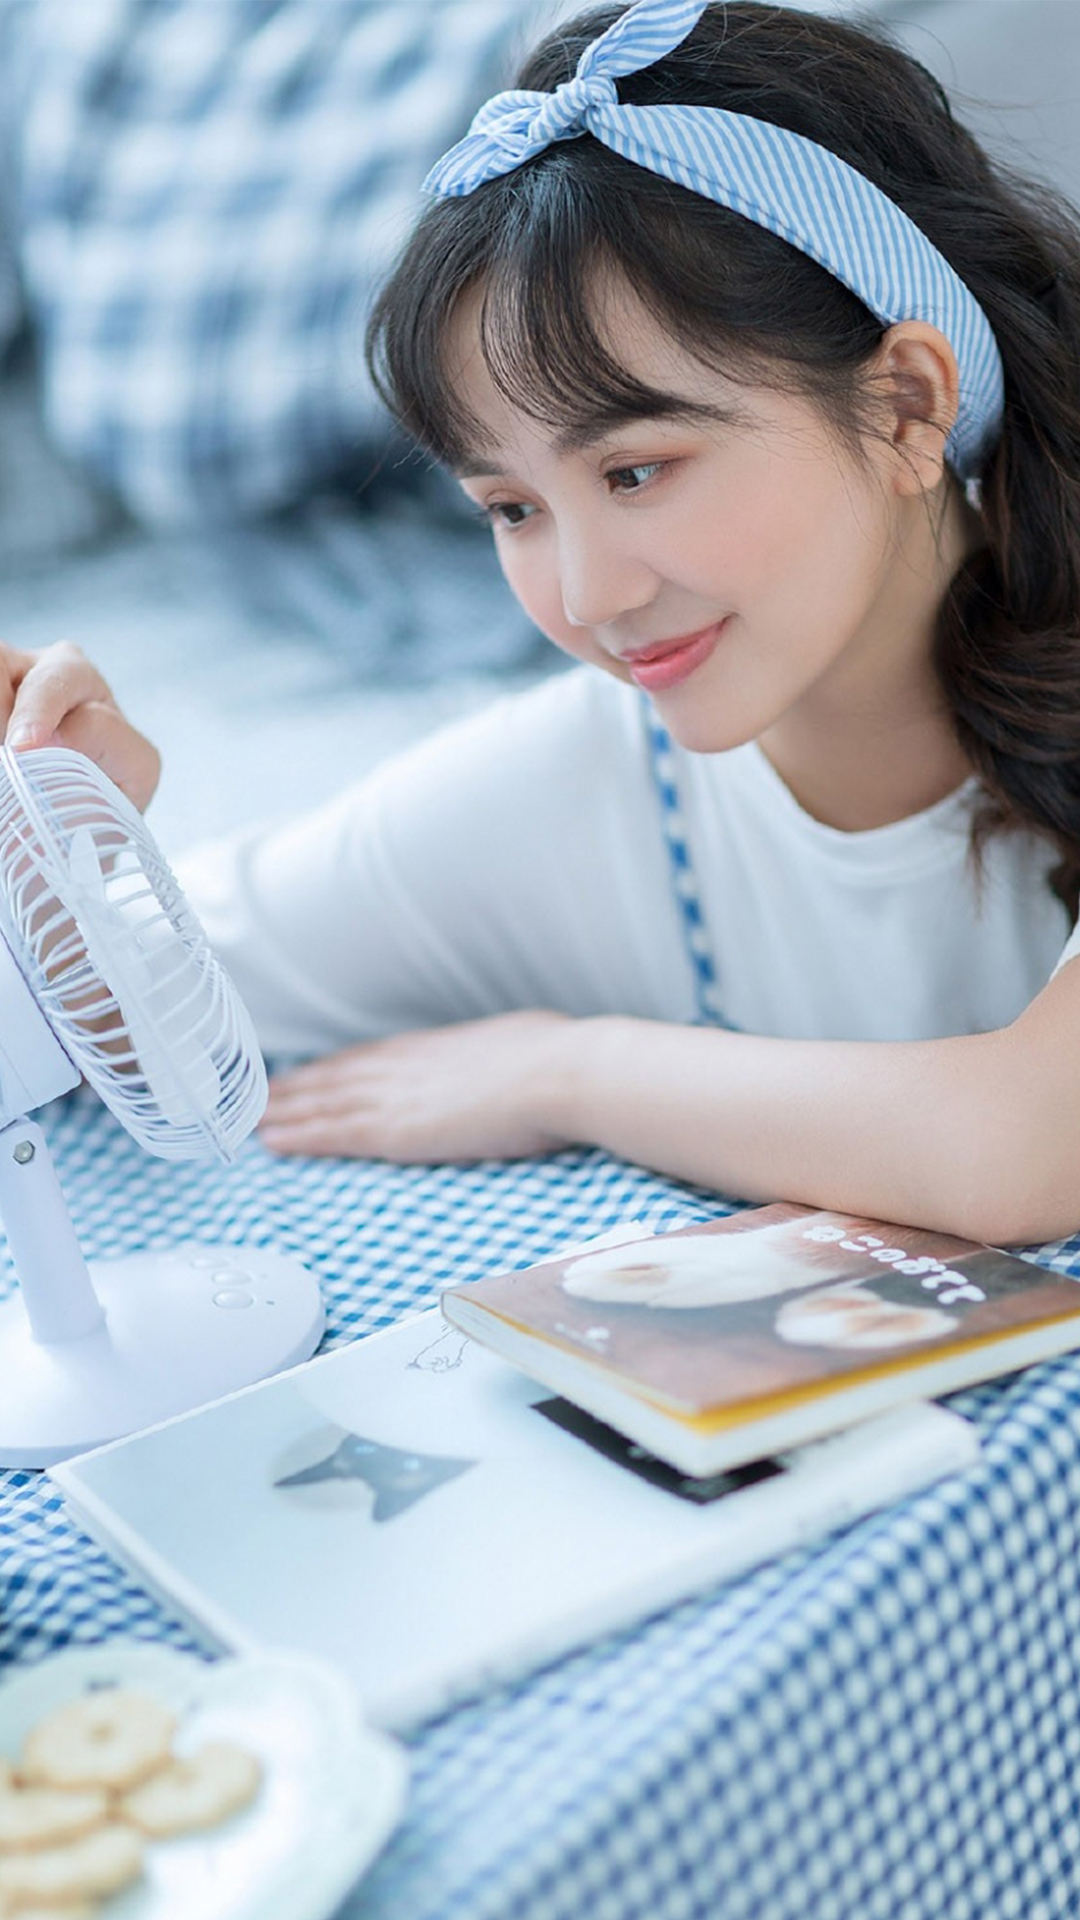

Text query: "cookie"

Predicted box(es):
[0, 1784, 108, 1853]
[0, 1823, 142, 1905]
[121, 1741, 262, 1837]
[20, 1690, 175, 1793]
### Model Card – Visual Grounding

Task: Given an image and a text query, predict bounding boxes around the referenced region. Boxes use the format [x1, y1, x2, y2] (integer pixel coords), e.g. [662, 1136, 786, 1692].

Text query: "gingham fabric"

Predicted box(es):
[426, 0, 1004, 480]
[3, 0, 525, 526]
[4, 1090, 1080, 1920]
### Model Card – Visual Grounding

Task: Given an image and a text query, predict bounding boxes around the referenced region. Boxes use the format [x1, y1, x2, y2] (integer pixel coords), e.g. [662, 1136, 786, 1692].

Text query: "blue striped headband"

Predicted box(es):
[424, 0, 1004, 480]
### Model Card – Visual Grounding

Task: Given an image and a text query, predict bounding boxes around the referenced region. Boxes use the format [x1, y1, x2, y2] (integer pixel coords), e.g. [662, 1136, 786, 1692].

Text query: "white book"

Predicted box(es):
[53, 1307, 977, 1732]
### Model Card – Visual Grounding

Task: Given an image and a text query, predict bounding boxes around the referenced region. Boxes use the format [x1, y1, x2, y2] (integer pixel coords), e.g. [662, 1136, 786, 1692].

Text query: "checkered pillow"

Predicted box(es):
[9, 0, 525, 526]
[0, 0, 32, 358]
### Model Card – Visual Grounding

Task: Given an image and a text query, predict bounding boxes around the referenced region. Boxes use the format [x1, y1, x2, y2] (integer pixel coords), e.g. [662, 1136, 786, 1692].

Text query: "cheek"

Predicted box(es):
[736, 464, 889, 618]
[495, 535, 593, 664]
[668, 446, 885, 616]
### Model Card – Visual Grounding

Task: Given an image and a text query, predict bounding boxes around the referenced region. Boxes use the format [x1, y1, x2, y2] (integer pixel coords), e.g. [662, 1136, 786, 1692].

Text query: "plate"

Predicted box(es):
[0, 1643, 408, 1920]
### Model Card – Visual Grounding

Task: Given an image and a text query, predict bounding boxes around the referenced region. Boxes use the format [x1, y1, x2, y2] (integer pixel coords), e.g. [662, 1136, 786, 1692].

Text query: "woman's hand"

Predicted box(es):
[259, 1010, 579, 1162]
[0, 640, 161, 812]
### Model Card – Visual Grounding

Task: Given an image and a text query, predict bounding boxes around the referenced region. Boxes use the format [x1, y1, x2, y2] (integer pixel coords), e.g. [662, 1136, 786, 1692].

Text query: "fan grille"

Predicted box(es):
[0, 747, 266, 1161]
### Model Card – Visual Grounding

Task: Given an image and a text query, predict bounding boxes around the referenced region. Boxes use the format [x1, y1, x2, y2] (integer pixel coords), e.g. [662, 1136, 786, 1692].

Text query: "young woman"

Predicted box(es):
[5, 0, 1080, 1245]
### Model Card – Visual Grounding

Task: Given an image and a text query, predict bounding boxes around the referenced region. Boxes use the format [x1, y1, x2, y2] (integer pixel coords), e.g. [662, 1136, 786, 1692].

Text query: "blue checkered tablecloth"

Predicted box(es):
[4, 1089, 1080, 1920]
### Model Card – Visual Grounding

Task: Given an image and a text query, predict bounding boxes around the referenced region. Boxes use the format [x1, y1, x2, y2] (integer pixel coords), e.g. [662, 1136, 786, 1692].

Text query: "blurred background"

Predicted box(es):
[0, 0, 1074, 853]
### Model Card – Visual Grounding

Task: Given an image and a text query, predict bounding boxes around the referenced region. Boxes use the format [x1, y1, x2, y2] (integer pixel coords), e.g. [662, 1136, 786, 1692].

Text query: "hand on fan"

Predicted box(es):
[0, 643, 154, 1057]
[0, 641, 160, 813]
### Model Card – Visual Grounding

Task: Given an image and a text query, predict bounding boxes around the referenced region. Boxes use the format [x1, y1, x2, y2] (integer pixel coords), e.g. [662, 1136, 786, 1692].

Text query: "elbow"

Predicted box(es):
[929, 1169, 1075, 1253]
[941, 1035, 1080, 1250]
[971, 1184, 1080, 1253]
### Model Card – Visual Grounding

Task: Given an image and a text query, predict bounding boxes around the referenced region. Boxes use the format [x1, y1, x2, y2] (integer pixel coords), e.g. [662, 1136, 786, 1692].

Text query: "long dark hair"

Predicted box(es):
[367, 2, 1080, 910]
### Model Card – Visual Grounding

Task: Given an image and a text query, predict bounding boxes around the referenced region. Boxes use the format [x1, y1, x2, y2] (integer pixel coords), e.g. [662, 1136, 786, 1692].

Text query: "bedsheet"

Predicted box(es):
[3, 1091, 1080, 1920]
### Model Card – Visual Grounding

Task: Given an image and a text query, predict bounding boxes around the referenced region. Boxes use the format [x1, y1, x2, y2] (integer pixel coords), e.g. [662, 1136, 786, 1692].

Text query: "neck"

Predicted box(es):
[757, 479, 984, 831]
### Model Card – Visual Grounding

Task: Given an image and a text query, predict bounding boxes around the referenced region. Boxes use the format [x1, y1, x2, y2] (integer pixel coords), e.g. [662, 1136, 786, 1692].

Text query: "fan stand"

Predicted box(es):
[0, 1115, 325, 1468]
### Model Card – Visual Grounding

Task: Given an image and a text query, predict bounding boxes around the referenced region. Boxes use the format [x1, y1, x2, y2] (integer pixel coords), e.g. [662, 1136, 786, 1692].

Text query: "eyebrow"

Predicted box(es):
[452, 401, 745, 478]
[455, 454, 508, 479]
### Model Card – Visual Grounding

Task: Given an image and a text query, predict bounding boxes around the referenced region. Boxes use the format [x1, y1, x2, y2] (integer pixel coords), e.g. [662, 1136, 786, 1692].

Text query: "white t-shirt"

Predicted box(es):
[176, 668, 1076, 1058]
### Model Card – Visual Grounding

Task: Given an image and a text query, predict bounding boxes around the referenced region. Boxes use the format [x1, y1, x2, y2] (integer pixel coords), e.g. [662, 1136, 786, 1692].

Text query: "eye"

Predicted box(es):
[484, 499, 537, 530]
[605, 461, 665, 494]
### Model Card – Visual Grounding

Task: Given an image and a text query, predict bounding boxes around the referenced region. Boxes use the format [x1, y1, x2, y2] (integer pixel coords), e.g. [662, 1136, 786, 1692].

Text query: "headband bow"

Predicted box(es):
[424, 0, 1004, 480]
[427, 0, 701, 182]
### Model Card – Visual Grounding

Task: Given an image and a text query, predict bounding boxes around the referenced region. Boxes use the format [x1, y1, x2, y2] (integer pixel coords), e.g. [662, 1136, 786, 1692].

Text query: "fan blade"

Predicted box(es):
[66, 827, 223, 1127]
[0, 747, 266, 1161]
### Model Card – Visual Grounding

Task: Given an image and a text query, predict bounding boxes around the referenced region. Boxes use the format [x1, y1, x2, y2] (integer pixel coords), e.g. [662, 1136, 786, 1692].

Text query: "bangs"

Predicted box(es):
[368, 142, 882, 472]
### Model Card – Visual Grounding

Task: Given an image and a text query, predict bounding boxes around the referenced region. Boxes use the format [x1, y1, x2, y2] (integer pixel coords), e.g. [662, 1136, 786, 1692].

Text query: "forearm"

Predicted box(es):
[550, 1015, 1060, 1245]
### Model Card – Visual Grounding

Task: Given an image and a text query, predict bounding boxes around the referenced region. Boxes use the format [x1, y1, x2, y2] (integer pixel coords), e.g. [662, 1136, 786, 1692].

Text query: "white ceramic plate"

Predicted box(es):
[0, 1643, 408, 1920]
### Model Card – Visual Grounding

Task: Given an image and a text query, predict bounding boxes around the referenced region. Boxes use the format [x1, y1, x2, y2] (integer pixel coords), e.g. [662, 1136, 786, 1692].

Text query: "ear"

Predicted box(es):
[873, 321, 961, 496]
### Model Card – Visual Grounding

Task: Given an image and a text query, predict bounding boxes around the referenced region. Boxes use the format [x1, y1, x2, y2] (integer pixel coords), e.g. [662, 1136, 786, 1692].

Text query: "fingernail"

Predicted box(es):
[6, 726, 34, 749]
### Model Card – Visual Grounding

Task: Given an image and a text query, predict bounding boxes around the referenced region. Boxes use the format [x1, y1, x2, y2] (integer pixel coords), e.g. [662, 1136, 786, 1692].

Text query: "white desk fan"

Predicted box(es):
[0, 743, 324, 1467]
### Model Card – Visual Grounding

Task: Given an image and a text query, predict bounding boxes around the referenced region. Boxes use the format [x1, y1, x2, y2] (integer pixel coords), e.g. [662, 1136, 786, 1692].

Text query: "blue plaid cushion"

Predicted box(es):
[0, 0, 31, 357]
[8, 0, 524, 525]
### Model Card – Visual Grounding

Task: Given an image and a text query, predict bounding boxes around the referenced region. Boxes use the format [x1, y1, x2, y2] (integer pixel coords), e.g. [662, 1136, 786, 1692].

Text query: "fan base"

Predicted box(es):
[0, 1244, 325, 1467]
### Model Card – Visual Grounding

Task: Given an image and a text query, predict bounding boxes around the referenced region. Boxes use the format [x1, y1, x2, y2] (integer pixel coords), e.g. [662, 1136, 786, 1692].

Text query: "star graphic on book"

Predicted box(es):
[273, 1430, 475, 1521]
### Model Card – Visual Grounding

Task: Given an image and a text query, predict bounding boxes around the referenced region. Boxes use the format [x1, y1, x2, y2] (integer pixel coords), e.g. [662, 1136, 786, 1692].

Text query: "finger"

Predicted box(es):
[7, 644, 114, 749]
[0, 644, 38, 739]
[272, 1027, 446, 1085]
[56, 705, 162, 813]
[263, 1083, 375, 1124]
[266, 1064, 348, 1098]
[265, 1061, 376, 1103]
[268, 1045, 389, 1093]
[264, 1077, 390, 1119]
[258, 1113, 382, 1159]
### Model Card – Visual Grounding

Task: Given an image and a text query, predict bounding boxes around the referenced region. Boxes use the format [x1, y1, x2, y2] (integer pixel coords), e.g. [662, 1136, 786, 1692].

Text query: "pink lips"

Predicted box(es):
[621, 621, 727, 692]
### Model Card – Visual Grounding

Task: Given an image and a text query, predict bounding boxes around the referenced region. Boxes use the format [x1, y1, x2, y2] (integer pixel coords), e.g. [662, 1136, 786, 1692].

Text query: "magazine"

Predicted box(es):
[52, 1304, 975, 1730]
[441, 1204, 1080, 1475]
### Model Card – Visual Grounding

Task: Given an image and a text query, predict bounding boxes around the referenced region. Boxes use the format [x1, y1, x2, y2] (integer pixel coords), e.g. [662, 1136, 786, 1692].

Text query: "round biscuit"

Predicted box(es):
[0, 1785, 108, 1853]
[121, 1742, 261, 1837]
[20, 1690, 174, 1792]
[0, 1824, 142, 1905]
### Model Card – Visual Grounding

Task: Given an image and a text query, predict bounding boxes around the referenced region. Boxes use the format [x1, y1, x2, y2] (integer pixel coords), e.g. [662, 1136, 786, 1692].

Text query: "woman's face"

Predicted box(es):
[449, 285, 943, 757]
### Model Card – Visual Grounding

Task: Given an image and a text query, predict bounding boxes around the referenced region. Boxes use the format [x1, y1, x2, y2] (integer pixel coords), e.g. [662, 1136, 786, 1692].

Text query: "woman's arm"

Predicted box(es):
[563, 991, 1079, 1246]
[263, 960, 1080, 1247]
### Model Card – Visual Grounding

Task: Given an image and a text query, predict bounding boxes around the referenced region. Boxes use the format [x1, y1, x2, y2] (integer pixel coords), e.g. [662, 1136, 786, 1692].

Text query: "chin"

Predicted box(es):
[653, 703, 760, 757]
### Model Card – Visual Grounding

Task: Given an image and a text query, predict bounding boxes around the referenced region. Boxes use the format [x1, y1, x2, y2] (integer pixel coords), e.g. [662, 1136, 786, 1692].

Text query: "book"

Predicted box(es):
[51, 1305, 976, 1731]
[440, 1204, 1080, 1477]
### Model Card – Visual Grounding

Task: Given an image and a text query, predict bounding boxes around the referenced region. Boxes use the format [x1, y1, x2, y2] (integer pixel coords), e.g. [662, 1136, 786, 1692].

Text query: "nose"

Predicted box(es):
[558, 524, 659, 631]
